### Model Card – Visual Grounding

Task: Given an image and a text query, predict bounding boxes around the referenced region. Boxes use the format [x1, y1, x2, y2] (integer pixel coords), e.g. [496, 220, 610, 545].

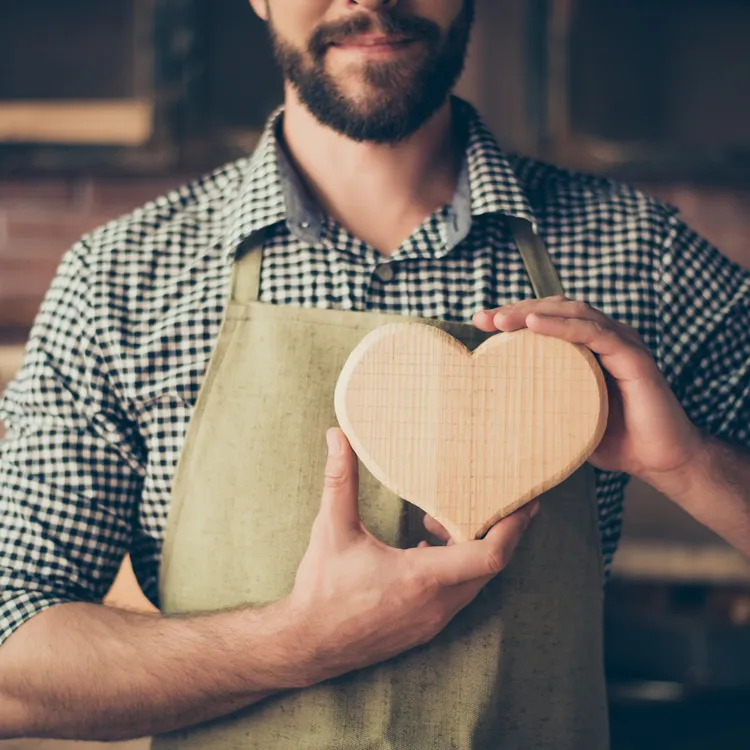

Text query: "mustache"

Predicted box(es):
[308, 13, 441, 59]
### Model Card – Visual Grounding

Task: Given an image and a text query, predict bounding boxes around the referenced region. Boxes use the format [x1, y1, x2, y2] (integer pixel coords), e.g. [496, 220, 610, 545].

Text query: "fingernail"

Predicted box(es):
[326, 429, 342, 456]
[529, 501, 540, 519]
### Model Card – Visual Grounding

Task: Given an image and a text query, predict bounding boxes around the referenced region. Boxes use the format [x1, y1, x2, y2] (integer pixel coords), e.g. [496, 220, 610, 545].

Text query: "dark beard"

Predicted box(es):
[268, 3, 474, 144]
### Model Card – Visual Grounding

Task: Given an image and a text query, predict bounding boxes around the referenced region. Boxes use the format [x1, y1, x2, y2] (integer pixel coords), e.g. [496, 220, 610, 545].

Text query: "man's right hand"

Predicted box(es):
[0, 428, 536, 743]
[288, 428, 539, 686]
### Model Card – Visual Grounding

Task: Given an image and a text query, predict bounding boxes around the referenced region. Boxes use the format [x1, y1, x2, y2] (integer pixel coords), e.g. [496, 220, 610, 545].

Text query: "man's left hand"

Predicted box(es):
[473, 296, 705, 486]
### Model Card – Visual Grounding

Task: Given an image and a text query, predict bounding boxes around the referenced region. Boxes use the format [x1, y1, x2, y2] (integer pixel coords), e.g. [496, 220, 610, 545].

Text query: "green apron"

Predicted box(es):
[154, 217, 610, 749]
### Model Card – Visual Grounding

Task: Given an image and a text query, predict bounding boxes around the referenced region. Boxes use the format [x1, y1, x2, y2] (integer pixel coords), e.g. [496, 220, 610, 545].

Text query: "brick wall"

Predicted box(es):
[0, 177, 165, 606]
[0, 174, 748, 748]
[1, 175, 748, 440]
[0, 176, 189, 331]
[1, 178, 748, 341]
[0, 178, 165, 750]
[2, 174, 748, 548]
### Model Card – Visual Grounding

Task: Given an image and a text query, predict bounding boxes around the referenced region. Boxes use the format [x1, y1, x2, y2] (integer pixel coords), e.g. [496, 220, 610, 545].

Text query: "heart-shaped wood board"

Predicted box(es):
[334, 323, 608, 542]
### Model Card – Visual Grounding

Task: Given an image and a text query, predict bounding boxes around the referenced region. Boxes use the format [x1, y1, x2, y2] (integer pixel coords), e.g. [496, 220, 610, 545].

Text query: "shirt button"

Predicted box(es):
[374, 263, 395, 283]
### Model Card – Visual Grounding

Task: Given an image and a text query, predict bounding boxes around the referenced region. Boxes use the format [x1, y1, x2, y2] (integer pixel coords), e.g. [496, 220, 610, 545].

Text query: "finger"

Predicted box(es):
[473, 297, 583, 332]
[472, 309, 498, 332]
[526, 315, 651, 381]
[422, 502, 539, 586]
[483, 501, 540, 547]
[494, 298, 602, 332]
[317, 428, 362, 543]
[423, 514, 451, 543]
[417, 541, 430, 549]
[526, 314, 615, 351]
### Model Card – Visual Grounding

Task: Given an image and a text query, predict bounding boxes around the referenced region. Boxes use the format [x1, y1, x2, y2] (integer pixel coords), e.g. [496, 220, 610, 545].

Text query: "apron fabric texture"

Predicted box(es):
[154, 218, 610, 749]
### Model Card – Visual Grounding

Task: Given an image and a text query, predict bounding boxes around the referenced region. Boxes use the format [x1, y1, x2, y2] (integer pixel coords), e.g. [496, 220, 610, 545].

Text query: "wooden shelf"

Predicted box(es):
[612, 539, 750, 585]
[0, 100, 154, 146]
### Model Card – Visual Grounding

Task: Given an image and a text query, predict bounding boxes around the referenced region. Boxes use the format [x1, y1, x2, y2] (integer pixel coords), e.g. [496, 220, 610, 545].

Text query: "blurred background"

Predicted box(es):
[1, 1, 749, 748]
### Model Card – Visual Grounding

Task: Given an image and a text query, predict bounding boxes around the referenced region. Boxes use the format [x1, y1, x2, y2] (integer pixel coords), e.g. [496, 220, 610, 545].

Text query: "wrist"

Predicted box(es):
[265, 595, 324, 690]
[232, 596, 319, 693]
[641, 429, 711, 501]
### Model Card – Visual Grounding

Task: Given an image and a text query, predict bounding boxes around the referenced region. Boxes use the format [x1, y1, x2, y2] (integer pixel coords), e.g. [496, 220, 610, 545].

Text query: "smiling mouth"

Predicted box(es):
[332, 37, 416, 49]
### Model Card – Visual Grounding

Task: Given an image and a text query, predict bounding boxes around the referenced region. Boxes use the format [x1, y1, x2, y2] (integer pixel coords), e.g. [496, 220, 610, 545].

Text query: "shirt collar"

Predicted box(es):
[221, 107, 288, 260]
[223, 97, 537, 262]
[457, 98, 537, 229]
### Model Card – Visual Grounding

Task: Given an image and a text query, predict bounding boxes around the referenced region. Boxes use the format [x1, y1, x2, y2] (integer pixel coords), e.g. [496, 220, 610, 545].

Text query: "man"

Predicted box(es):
[1, 0, 749, 747]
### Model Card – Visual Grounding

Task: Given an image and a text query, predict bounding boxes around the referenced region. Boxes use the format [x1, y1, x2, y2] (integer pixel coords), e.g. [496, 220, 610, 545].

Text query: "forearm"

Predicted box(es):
[0, 598, 311, 742]
[647, 435, 750, 556]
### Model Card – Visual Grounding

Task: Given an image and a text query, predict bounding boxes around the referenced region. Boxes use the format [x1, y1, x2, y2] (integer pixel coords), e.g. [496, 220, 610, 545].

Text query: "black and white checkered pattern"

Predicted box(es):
[2, 99, 749, 645]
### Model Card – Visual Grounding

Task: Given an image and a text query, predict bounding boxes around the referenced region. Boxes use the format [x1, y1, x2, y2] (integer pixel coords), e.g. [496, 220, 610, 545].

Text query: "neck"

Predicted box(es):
[280, 87, 465, 255]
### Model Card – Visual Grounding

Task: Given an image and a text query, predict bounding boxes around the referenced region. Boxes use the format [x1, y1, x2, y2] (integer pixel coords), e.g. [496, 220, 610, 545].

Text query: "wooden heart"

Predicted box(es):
[334, 323, 608, 542]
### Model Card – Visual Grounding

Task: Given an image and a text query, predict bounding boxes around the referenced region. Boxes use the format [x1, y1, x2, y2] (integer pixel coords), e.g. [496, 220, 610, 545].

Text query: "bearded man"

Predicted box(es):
[1, 2, 749, 748]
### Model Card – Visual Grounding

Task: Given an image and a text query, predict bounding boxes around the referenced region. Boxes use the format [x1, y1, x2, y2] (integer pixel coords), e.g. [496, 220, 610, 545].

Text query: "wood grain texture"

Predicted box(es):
[335, 324, 608, 542]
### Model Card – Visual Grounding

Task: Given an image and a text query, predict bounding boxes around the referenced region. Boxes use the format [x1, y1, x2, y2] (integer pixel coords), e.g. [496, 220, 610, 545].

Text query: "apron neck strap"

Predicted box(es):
[230, 231, 267, 304]
[506, 216, 565, 299]
[230, 219, 564, 304]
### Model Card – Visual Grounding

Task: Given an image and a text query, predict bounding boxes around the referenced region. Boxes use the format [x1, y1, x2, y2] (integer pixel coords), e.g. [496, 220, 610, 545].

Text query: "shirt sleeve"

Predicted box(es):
[656, 212, 750, 448]
[0, 242, 144, 646]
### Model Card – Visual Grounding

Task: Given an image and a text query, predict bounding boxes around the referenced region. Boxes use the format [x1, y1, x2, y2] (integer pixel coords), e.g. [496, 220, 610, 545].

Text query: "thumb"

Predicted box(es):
[318, 428, 362, 542]
[422, 503, 537, 586]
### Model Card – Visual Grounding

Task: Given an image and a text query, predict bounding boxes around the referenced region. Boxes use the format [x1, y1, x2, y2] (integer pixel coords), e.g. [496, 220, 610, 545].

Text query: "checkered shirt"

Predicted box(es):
[2, 98, 749, 645]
